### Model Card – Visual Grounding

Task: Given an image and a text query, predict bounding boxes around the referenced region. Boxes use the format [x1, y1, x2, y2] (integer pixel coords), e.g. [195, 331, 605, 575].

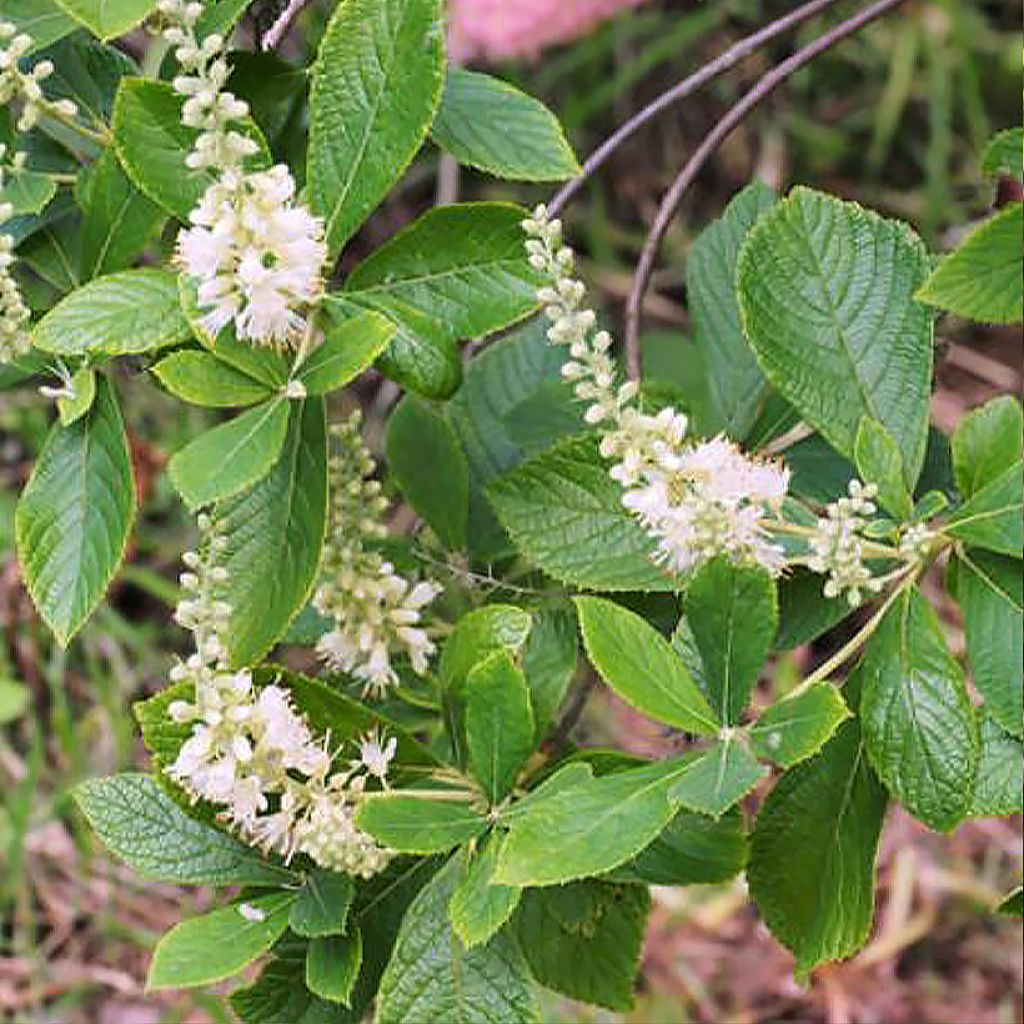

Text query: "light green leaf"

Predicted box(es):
[345, 203, 541, 341]
[0, 170, 56, 217]
[575, 596, 718, 734]
[951, 396, 1023, 499]
[861, 588, 979, 832]
[465, 649, 535, 803]
[168, 399, 290, 510]
[683, 557, 776, 724]
[3, 0, 77, 52]
[15, 376, 135, 644]
[749, 715, 887, 976]
[289, 870, 355, 938]
[749, 683, 851, 768]
[687, 180, 776, 438]
[356, 795, 487, 854]
[376, 855, 539, 1024]
[306, 931, 362, 1005]
[113, 78, 269, 221]
[215, 399, 328, 667]
[944, 460, 1023, 556]
[295, 310, 393, 396]
[52, 0, 157, 39]
[308, 0, 445, 255]
[431, 69, 579, 182]
[971, 716, 1023, 817]
[668, 740, 766, 818]
[982, 127, 1023, 181]
[854, 417, 912, 519]
[147, 893, 294, 991]
[496, 759, 689, 887]
[917, 203, 1023, 325]
[32, 268, 190, 356]
[74, 773, 295, 886]
[522, 604, 578, 742]
[439, 605, 533, 694]
[152, 350, 274, 408]
[448, 835, 522, 950]
[738, 186, 933, 486]
[514, 882, 649, 1013]
[76, 148, 165, 279]
[954, 549, 1023, 738]
[0, 678, 30, 724]
[606, 806, 747, 886]
[488, 435, 675, 592]
[385, 395, 469, 550]
[56, 367, 96, 426]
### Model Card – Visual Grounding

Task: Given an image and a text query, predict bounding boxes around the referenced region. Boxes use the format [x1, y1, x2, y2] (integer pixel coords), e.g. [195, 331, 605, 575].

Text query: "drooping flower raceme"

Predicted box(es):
[0, 147, 31, 364]
[159, 0, 326, 346]
[167, 514, 394, 877]
[314, 412, 442, 698]
[523, 205, 790, 578]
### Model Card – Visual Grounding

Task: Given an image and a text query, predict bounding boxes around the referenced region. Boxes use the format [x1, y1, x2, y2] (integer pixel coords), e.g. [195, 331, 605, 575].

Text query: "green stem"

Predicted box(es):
[40, 102, 110, 146]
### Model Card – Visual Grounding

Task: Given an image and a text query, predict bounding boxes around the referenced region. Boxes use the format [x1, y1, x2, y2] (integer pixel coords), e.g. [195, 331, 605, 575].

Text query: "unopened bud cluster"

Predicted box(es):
[314, 411, 441, 698]
[0, 146, 30, 363]
[167, 514, 393, 876]
[523, 205, 789, 577]
[0, 22, 77, 132]
[159, 1, 326, 346]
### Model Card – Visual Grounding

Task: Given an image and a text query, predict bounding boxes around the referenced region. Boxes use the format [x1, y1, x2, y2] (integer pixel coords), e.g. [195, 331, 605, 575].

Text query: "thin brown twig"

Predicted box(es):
[549, 0, 846, 215]
[622, 0, 914, 380]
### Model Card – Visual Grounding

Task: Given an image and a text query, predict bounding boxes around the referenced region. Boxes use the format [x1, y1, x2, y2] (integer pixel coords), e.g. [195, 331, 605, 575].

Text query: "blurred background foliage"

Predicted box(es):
[0, 0, 1020, 1021]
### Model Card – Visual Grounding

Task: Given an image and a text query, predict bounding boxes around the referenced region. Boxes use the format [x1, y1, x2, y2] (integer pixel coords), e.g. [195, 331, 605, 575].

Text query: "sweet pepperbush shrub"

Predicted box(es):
[1, 0, 1021, 1019]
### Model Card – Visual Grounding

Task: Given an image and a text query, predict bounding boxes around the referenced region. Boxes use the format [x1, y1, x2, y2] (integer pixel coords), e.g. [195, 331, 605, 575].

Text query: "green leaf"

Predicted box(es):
[997, 888, 1023, 917]
[385, 395, 469, 550]
[917, 204, 1023, 325]
[134, 682, 193, 768]
[496, 759, 689, 887]
[74, 773, 294, 886]
[575, 596, 718, 734]
[34, 30, 136, 123]
[431, 69, 579, 182]
[0, 169, 56, 217]
[465, 649, 535, 803]
[295, 310, 394, 396]
[683, 558, 776, 724]
[668, 740, 766, 818]
[944, 460, 1023, 556]
[606, 806, 746, 886]
[749, 683, 851, 768]
[854, 417, 913, 519]
[52, 0, 158, 39]
[289, 870, 355, 938]
[356, 795, 487, 854]
[951, 396, 1023, 499]
[76, 148, 165, 279]
[345, 204, 541, 341]
[56, 367, 96, 426]
[861, 588, 979, 832]
[168, 398, 291, 510]
[439, 605, 533, 694]
[749, 715, 887, 976]
[514, 882, 649, 1012]
[0, 678, 30, 724]
[152, 350, 274, 408]
[32, 268, 190, 356]
[375, 855, 539, 1024]
[230, 957, 338, 1024]
[489, 435, 675, 592]
[982, 127, 1023, 180]
[775, 568, 853, 650]
[738, 186, 933, 486]
[308, 0, 445, 255]
[687, 180, 776, 438]
[448, 835, 522, 950]
[522, 604, 578, 742]
[3, 0, 77, 52]
[306, 931, 362, 1005]
[15, 376, 135, 644]
[147, 893, 294, 991]
[215, 398, 328, 667]
[953, 549, 1022, 737]
[971, 716, 1023, 817]
[113, 78, 269, 221]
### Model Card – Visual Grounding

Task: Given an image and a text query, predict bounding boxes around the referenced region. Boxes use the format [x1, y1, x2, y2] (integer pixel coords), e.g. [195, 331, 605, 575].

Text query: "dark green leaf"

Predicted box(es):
[749, 683, 851, 768]
[439, 605, 533, 695]
[306, 932, 362, 1005]
[997, 888, 1023, 917]
[521, 604, 578, 742]
[356, 795, 487, 854]
[971, 716, 1023, 817]
[854, 417, 912, 519]
[776, 569, 852, 649]
[289, 870, 355, 938]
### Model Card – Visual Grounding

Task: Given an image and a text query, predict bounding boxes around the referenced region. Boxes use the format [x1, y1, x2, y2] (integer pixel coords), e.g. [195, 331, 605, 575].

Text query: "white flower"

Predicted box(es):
[356, 729, 398, 781]
[237, 902, 265, 923]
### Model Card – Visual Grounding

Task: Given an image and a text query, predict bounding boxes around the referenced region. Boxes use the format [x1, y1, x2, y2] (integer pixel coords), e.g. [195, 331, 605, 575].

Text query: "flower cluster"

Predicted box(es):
[159, 0, 326, 346]
[806, 480, 886, 605]
[167, 514, 393, 877]
[0, 21, 78, 132]
[524, 205, 789, 577]
[314, 411, 441, 698]
[0, 146, 31, 364]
